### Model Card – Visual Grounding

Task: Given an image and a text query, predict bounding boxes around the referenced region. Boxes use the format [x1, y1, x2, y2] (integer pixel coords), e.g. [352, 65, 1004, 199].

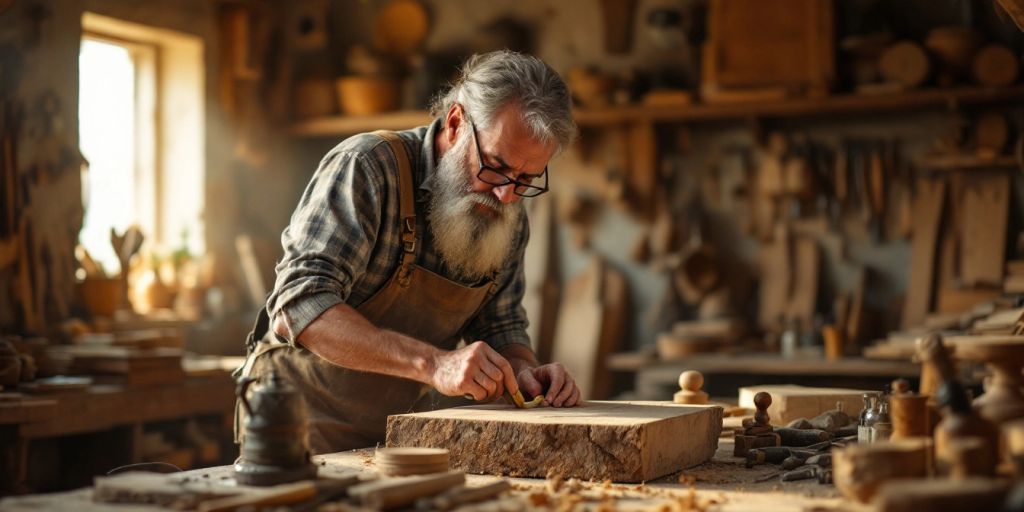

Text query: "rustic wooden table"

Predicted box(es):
[609, 351, 922, 399]
[0, 437, 850, 511]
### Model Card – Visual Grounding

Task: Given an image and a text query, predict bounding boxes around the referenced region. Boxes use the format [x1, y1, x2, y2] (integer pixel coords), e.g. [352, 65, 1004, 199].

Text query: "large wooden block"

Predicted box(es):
[386, 401, 722, 483]
[739, 385, 869, 424]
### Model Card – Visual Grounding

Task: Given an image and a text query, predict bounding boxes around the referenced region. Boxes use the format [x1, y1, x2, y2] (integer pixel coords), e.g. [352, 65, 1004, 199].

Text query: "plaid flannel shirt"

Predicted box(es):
[265, 119, 532, 353]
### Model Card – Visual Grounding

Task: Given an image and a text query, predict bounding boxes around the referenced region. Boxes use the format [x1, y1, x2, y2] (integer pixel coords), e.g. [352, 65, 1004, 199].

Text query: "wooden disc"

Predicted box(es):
[879, 41, 930, 88]
[972, 45, 1020, 87]
[373, 0, 429, 57]
[378, 465, 448, 476]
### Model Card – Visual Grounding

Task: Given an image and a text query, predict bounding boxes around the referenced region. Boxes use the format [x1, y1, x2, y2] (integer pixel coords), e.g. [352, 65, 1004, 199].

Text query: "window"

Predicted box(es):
[78, 13, 204, 274]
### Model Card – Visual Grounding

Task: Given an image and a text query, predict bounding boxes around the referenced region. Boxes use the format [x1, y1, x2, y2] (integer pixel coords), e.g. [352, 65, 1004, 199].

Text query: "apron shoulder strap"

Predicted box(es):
[372, 131, 417, 273]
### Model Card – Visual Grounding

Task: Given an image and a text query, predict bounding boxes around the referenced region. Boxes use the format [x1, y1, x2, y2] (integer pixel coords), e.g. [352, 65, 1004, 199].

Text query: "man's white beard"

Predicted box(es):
[427, 130, 523, 282]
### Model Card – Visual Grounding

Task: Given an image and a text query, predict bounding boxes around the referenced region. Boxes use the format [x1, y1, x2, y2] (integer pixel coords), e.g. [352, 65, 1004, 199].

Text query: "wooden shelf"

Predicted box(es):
[607, 351, 920, 378]
[289, 110, 431, 137]
[288, 86, 1024, 137]
[916, 154, 1019, 171]
[575, 85, 1024, 126]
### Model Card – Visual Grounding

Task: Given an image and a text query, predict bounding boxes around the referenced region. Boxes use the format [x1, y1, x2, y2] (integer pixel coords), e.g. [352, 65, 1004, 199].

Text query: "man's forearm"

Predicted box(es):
[499, 343, 539, 375]
[275, 303, 441, 385]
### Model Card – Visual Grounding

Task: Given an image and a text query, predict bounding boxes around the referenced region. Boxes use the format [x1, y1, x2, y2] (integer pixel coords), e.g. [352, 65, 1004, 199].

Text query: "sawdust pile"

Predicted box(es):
[503, 469, 728, 511]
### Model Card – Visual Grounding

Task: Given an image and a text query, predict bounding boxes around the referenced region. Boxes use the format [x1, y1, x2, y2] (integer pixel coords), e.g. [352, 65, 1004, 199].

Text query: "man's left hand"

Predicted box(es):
[515, 363, 581, 408]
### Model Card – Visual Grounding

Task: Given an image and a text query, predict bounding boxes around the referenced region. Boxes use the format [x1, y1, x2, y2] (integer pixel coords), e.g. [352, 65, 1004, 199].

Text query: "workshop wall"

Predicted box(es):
[272, 0, 1024, 357]
[5, 0, 1024, 357]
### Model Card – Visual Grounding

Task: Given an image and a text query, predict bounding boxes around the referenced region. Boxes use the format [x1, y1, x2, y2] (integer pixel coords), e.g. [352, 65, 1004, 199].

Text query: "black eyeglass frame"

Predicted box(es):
[467, 121, 549, 198]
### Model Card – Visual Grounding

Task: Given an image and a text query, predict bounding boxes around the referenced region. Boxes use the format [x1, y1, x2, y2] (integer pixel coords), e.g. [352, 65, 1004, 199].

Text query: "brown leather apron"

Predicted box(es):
[236, 131, 497, 454]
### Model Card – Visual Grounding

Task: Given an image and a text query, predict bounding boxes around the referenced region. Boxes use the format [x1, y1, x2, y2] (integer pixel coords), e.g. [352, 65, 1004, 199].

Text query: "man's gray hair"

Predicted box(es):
[430, 50, 577, 154]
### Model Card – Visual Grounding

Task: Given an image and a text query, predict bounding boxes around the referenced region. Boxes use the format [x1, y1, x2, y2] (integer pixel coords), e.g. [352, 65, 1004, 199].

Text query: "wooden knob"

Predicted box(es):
[678, 370, 704, 391]
[891, 378, 910, 395]
[753, 391, 772, 426]
[753, 391, 772, 410]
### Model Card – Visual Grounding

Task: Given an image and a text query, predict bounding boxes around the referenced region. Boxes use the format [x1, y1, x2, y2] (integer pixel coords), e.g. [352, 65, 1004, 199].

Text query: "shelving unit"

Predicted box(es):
[289, 110, 431, 137]
[574, 85, 1024, 125]
[916, 154, 1019, 171]
[288, 85, 1024, 137]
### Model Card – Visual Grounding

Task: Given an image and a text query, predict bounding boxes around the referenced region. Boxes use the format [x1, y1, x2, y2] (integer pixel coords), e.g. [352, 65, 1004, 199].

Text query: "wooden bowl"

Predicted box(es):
[336, 76, 401, 116]
[656, 332, 719, 360]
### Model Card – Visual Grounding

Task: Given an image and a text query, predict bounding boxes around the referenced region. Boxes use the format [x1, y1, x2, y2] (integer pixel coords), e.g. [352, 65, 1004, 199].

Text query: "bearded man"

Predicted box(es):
[237, 50, 581, 454]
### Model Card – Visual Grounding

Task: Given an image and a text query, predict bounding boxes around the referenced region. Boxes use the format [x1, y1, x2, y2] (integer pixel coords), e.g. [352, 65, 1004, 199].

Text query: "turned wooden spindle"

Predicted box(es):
[673, 370, 709, 405]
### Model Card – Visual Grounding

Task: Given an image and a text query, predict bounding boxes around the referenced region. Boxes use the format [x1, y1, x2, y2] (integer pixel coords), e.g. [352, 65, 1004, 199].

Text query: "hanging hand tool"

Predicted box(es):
[867, 140, 886, 241]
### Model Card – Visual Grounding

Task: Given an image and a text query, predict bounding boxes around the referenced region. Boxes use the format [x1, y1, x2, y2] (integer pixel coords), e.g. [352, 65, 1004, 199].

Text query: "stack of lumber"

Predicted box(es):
[73, 328, 184, 349]
[59, 346, 185, 387]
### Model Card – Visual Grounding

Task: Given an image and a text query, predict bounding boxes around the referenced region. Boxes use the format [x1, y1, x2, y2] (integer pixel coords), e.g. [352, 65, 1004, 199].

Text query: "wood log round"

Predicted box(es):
[946, 436, 996, 479]
[972, 44, 1020, 87]
[832, 438, 932, 504]
[879, 41, 931, 89]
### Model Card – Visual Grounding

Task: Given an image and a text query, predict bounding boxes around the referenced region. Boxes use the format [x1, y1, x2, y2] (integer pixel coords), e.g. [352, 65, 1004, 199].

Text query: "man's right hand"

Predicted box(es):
[431, 341, 519, 402]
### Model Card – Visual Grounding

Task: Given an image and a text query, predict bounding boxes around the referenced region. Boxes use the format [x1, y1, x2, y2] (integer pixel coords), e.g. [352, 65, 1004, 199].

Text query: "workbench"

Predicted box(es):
[0, 437, 846, 511]
[1, 373, 236, 493]
[609, 351, 921, 400]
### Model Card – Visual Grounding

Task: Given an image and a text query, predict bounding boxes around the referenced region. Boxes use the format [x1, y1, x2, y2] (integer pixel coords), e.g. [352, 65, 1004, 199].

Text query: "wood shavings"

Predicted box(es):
[528, 491, 551, 507]
[545, 469, 563, 494]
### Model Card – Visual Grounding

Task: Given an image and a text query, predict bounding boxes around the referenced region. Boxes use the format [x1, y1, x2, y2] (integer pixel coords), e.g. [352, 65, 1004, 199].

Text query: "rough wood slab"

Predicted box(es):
[739, 385, 870, 424]
[385, 401, 722, 483]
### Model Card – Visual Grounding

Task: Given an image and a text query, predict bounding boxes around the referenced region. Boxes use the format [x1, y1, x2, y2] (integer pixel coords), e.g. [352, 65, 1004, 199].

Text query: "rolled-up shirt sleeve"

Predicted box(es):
[266, 149, 384, 343]
[462, 217, 533, 352]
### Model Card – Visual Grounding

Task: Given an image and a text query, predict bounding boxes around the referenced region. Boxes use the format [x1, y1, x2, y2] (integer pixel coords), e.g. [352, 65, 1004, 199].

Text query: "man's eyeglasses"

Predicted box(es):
[469, 121, 549, 198]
